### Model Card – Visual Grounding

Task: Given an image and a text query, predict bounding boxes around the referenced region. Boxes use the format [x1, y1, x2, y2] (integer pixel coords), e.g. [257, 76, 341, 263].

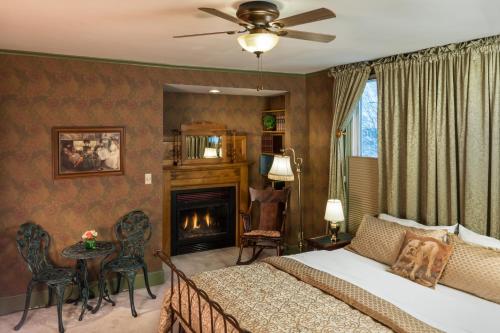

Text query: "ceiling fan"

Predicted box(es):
[173, 1, 336, 56]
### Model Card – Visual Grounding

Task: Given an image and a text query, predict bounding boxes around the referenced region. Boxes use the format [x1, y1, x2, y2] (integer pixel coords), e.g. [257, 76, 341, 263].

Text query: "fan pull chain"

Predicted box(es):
[256, 53, 264, 91]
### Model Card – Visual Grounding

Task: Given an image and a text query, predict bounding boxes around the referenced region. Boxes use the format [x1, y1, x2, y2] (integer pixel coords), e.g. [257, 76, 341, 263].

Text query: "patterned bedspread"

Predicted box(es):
[158, 256, 441, 333]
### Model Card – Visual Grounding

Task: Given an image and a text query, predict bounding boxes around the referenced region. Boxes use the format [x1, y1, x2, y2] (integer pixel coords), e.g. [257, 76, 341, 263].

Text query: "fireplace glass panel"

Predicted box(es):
[171, 186, 235, 255]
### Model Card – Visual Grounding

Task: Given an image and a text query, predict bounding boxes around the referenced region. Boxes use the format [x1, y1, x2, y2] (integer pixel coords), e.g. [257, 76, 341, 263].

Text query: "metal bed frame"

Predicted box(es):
[155, 250, 249, 333]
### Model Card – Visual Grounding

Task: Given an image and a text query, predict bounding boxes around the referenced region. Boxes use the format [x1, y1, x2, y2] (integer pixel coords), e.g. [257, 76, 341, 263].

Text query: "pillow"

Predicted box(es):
[378, 213, 458, 233]
[389, 231, 453, 288]
[346, 215, 448, 266]
[440, 234, 500, 304]
[458, 225, 500, 250]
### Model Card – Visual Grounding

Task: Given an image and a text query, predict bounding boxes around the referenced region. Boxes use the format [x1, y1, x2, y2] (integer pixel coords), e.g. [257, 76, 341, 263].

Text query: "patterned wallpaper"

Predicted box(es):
[306, 71, 334, 236]
[0, 53, 331, 298]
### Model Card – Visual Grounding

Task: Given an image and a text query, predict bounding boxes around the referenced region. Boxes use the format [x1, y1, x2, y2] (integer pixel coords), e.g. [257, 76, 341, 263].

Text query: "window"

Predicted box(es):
[352, 79, 378, 157]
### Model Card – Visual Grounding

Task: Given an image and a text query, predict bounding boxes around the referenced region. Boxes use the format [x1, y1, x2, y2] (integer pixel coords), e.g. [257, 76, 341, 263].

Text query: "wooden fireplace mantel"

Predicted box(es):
[162, 162, 249, 255]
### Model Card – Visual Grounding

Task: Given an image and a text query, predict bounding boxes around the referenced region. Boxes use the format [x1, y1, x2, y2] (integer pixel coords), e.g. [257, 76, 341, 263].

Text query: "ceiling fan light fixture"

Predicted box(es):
[237, 32, 279, 54]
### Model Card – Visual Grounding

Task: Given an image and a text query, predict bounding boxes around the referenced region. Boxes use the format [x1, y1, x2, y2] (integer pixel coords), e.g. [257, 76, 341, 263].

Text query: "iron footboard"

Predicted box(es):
[154, 250, 249, 333]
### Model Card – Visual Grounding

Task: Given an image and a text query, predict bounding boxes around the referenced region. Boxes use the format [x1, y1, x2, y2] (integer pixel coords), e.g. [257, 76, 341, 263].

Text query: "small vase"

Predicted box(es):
[84, 239, 97, 250]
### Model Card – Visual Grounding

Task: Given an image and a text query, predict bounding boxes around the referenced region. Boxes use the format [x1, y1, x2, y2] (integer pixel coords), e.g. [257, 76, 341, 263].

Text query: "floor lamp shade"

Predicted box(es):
[268, 155, 294, 181]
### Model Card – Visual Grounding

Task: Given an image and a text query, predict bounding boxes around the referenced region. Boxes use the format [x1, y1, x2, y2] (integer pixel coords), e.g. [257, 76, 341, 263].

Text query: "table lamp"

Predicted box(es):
[268, 148, 304, 251]
[324, 199, 344, 243]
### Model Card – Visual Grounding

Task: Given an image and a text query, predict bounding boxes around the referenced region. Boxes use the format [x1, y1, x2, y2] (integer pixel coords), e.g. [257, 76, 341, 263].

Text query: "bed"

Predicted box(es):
[156, 248, 500, 333]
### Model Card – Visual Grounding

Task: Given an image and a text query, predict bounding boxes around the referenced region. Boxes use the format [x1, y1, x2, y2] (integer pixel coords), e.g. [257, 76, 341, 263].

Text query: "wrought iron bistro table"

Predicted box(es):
[62, 241, 115, 321]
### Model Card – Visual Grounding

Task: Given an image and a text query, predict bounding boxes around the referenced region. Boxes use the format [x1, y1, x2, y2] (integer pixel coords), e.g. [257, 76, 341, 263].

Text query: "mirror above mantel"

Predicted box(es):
[163, 122, 247, 166]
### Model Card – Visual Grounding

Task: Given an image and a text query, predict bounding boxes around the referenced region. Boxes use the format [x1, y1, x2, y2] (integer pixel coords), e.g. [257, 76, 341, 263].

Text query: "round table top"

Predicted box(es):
[62, 241, 115, 260]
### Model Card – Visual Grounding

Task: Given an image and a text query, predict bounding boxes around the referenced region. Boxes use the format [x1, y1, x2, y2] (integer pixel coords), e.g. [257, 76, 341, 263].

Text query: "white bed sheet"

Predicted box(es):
[288, 249, 500, 333]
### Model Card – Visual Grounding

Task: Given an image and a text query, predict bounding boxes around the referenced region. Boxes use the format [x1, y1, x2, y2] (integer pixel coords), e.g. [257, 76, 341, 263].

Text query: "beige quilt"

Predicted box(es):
[158, 256, 441, 333]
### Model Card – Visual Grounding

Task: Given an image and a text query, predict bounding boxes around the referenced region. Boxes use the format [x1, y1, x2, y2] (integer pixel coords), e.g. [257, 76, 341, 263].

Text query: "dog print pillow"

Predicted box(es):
[389, 231, 453, 288]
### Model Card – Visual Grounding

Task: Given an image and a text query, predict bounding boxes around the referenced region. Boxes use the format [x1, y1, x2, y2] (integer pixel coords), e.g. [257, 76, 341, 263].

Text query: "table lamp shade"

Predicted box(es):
[268, 155, 294, 181]
[324, 199, 344, 222]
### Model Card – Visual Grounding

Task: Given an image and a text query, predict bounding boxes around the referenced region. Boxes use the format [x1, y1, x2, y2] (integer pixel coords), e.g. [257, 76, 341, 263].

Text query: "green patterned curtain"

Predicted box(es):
[375, 35, 500, 238]
[328, 64, 371, 210]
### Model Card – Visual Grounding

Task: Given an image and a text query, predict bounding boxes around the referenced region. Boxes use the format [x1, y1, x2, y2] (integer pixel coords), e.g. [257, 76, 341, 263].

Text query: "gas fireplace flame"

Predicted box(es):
[205, 211, 211, 227]
[181, 211, 215, 231]
[192, 212, 200, 229]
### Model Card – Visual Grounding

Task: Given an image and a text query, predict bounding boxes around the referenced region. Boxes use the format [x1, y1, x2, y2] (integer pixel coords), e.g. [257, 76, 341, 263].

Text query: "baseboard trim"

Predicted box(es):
[0, 270, 164, 316]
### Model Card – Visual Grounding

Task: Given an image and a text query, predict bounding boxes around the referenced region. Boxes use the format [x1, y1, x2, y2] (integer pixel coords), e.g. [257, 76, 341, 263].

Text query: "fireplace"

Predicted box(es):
[171, 186, 236, 255]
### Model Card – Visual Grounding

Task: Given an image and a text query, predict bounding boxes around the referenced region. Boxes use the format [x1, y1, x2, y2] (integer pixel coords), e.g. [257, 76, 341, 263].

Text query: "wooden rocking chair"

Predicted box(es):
[236, 187, 290, 265]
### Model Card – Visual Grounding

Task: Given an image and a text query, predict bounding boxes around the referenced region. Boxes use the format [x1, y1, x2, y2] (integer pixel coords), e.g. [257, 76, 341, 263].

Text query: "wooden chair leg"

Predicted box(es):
[54, 284, 66, 333]
[124, 272, 138, 317]
[236, 239, 246, 265]
[142, 264, 156, 299]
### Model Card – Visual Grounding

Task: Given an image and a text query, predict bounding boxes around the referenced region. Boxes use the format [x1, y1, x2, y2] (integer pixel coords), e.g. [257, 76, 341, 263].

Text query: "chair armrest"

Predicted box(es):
[240, 212, 252, 232]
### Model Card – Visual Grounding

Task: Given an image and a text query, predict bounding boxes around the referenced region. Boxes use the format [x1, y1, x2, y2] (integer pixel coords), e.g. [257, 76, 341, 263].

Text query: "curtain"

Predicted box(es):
[328, 64, 371, 210]
[375, 35, 500, 238]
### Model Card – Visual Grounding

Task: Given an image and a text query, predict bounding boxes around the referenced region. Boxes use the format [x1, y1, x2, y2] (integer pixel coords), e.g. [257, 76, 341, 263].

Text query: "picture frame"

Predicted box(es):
[52, 127, 125, 179]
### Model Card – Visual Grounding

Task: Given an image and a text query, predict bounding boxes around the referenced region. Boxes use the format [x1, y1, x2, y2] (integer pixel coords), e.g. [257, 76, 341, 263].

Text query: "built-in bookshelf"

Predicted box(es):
[259, 94, 287, 187]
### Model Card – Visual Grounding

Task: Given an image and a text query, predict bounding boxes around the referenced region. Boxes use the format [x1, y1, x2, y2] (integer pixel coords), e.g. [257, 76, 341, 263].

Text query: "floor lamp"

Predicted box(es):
[267, 148, 304, 252]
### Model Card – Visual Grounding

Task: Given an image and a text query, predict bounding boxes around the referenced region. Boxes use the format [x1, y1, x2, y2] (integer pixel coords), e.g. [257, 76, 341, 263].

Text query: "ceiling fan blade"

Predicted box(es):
[273, 8, 335, 28]
[173, 30, 239, 38]
[278, 29, 336, 43]
[198, 7, 247, 25]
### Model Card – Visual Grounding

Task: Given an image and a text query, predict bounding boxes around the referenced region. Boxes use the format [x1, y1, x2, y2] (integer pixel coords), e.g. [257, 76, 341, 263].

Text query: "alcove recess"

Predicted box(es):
[260, 94, 287, 188]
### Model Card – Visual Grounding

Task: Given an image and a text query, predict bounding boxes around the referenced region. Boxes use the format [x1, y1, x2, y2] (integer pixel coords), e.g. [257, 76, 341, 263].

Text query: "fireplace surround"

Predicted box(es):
[163, 162, 249, 256]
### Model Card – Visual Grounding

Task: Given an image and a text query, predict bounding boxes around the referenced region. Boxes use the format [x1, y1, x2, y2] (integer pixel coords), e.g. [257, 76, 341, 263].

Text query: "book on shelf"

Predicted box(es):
[275, 114, 285, 132]
[261, 134, 274, 154]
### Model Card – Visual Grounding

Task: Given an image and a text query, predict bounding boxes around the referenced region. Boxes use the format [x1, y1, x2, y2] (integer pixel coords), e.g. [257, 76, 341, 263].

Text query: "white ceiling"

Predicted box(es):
[1, 0, 499, 74]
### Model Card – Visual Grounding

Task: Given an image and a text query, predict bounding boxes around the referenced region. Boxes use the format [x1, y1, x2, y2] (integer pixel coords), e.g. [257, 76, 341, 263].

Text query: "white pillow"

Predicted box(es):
[378, 213, 457, 233]
[458, 225, 500, 250]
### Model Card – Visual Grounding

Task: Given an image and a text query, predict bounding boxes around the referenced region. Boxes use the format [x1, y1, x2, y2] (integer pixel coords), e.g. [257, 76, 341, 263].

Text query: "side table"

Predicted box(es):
[62, 241, 115, 321]
[306, 233, 352, 251]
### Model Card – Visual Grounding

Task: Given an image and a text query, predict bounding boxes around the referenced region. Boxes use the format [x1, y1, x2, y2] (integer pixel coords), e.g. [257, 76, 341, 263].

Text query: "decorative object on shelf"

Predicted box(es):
[324, 199, 345, 242]
[262, 114, 276, 131]
[268, 148, 304, 251]
[52, 127, 125, 179]
[82, 229, 98, 249]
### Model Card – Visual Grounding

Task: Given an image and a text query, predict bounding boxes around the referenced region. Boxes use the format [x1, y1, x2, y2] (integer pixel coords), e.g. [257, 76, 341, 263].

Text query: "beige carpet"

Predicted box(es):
[0, 247, 272, 333]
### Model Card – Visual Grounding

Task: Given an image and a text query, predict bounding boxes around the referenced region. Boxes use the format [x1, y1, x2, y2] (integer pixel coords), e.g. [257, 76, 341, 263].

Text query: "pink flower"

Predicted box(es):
[82, 229, 98, 240]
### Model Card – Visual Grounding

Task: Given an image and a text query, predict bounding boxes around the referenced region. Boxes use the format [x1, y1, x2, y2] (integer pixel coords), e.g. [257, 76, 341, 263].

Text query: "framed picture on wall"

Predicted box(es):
[52, 127, 125, 179]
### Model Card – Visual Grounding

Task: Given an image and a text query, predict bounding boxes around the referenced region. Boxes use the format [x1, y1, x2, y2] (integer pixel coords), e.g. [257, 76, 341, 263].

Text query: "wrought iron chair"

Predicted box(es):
[98, 210, 156, 317]
[15, 222, 75, 333]
[236, 187, 290, 265]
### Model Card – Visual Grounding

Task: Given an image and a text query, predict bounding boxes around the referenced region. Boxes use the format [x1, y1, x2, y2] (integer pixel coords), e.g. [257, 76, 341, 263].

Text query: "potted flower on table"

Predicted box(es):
[82, 230, 98, 249]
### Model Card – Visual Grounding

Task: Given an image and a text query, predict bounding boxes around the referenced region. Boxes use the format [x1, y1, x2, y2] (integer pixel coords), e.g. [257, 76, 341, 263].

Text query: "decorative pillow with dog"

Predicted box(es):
[440, 234, 500, 304]
[389, 231, 453, 288]
[346, 215, 448, 266]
